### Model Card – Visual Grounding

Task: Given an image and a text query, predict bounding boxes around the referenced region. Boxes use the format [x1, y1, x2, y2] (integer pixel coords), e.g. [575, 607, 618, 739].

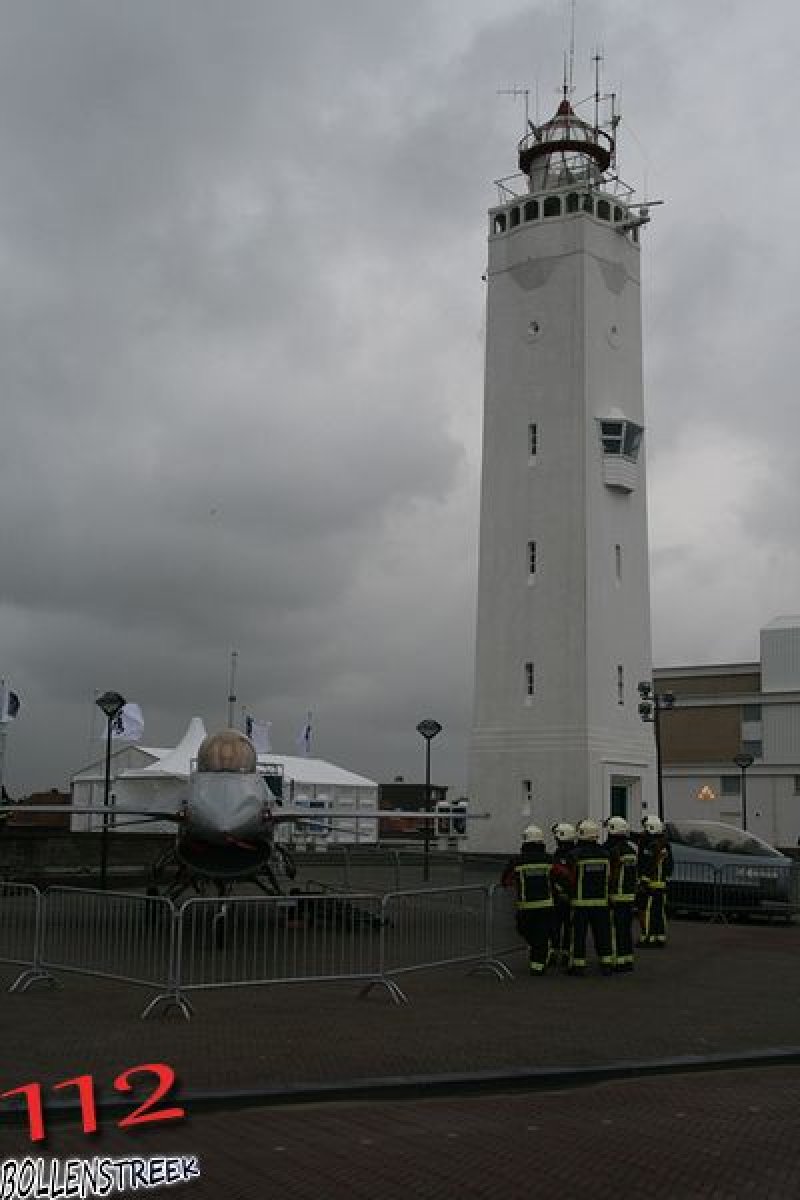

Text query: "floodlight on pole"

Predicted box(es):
[733, 751, 755, 832]
[95, 690, 126, 890]
[416, 719, 442, 882]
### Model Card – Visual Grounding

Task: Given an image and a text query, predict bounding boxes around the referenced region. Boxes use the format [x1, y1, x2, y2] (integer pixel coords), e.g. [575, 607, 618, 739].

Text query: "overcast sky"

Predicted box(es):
[2, 0, 799, 797]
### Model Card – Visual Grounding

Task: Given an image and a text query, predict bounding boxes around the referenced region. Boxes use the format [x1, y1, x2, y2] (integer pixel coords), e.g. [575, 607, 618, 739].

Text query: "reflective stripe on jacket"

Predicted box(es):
[609, 842, 638, 903]
[514, 862, 555, 910]
[570, 854, 609, 907]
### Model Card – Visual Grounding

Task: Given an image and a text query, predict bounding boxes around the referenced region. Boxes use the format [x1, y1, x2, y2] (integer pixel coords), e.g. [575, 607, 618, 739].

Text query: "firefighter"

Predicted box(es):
[567, 818, 614, 976]
[550, 822, 577, 970]
[604, 816, 638, 972]
[503, 825, 555, 975]
[637, 814, 673, 946]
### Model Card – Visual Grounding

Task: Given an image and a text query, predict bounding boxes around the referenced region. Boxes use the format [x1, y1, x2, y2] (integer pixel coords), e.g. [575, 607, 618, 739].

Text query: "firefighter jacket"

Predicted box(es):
[512, 846, 555, 910]
[638, 835, 674, 890]
[566, 841, 610, 907]
[551, 846, 576, 904]
[607, 836, 639, 903]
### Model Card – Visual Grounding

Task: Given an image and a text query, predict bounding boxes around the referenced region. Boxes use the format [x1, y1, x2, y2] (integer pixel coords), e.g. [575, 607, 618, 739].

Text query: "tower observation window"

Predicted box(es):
[582, 194, 593, 214]
[493, 213, 507, 235]
[524, 200, 539, 221]
[597, 199, 611, 221]
[543, 196, 561, 218]
[510, 206, 520, 228]
[566, 193, 580, 214]
[599, 419, 643, 462]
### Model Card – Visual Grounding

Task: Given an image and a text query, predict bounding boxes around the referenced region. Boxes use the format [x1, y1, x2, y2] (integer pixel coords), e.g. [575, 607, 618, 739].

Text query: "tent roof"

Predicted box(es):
[117, 719, 376, 789]
[258, 754, 376, 789]
[119, 717, 208, 780]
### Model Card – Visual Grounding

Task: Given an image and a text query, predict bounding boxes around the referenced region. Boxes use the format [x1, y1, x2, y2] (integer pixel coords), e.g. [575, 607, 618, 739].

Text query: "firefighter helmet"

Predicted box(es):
[576, 818, 601, 841]
[522, 824, 545, 844]
[605, 816, 630, 836]
[551, 821, 576, 844]
[642, 814, 665, 835]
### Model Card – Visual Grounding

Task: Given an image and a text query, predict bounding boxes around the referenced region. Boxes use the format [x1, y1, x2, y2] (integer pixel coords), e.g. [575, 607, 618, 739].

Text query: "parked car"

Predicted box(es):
[665, 820, 793, 918]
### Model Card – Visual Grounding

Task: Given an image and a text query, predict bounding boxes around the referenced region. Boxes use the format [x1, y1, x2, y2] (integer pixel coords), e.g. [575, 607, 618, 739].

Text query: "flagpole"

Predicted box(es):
[227, 650, 238, 728]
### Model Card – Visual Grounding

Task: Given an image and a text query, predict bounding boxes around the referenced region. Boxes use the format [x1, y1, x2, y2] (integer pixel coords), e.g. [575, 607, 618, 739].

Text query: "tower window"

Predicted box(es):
[543, 196, 561, 218]
[597, 199, 611, 221]
[528, 422, 538, 458]
[524, 199, 539, 221]
[614, 205, 623, 223]
[528, 541, 537, 576]
[525, 662, 535, 697]
[510, 206, 520, 228]
[566, 192, 580, 214]
[615, 543, 622, 582]
[492, 213, 507, 235]
[522, 779, 533, 813]
[599, 419, 643, 462]
[617, 665, 624, 705]
[582, 194, 593, 214]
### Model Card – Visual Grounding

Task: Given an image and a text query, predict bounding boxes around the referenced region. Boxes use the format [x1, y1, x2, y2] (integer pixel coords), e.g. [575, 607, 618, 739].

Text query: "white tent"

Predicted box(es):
[90, 719, 379, 844]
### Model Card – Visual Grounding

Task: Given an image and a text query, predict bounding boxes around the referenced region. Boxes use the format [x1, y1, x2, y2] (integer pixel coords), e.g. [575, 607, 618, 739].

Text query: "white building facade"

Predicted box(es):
[469, 92, 657, 852]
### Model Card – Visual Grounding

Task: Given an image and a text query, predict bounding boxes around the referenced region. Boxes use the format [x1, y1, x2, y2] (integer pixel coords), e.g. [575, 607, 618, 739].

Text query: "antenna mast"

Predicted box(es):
[569, 0, 576, 97]
[497, 86, 531, 136]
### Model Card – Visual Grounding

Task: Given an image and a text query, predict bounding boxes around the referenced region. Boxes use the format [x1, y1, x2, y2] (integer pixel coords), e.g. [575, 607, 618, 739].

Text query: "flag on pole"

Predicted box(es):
[0, 682, 20, 723]
[245, 715, 272, 755]
[296, 711, 312, 756]
[110, 702, 144, 741]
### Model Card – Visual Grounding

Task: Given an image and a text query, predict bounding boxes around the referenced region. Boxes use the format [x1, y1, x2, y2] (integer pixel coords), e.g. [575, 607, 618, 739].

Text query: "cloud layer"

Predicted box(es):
[2, 0, 800, 794]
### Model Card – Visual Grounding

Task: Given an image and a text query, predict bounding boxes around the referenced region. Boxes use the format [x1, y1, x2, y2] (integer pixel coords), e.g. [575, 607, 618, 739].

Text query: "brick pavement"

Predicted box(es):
[2, 918, 800, 1195]
[0, 1068, 798, 1198]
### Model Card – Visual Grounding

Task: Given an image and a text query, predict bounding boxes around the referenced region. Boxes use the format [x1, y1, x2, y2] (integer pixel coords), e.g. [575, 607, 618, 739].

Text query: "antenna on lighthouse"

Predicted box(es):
[569, 0, 576, 97]
[497, 86, 531, 137]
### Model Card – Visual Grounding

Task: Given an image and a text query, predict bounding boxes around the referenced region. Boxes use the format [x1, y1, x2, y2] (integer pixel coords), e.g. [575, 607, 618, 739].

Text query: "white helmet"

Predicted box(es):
[576, 818, 601, 841]
[642, 814, 665, 835]
[605, 816, 630, 836]
[522, 824, 545, 844]
[551, 821, 576, 844]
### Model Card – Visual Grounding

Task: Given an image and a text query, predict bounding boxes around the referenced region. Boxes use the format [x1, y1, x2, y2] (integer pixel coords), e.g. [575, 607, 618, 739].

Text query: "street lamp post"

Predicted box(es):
[638, 683, 675, 823]
[733, 752, 755, 831]
[95, 690, 126, 890]
[416, 719, 442, 882]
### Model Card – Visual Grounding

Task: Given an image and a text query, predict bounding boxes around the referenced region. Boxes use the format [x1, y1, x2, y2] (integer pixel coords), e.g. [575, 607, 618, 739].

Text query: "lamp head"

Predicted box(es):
[96, 691, 126, 719]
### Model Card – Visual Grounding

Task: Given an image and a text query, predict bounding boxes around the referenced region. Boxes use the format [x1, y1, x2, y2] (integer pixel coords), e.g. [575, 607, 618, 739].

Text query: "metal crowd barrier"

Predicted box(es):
[374, 886, 511, 1002]
[0, 882, 50, 992]
[487, 881, 526, 958]
[38, 887, 177, 1015]
[713, 863, 796, 921]
[170, 892, 385, 1015]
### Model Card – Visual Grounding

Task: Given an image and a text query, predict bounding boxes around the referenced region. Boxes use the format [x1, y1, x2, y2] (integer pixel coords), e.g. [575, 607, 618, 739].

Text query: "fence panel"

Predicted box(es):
[40, 888, 175, 987]
[667, 861, 718, 916]
[715, 863, 795, 919]
[488, 881, 525, 957]
[380, 886, 489, 976]
[176, 893, 384, 992]
[0, 882, 41, 972]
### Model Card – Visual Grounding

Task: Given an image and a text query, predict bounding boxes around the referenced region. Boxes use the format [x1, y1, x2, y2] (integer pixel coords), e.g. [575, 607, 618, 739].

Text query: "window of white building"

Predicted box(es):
[617, 664, 624, 705]
[599, 419, 643, 461]
[528, 422, 538, 459]
[525, 662, 535, 699]
[528, 541, 537, 577]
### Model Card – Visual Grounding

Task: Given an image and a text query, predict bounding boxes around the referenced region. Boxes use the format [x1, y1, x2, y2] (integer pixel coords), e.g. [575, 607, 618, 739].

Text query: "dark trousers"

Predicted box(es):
[552, 901, 571, 967]
[610, 901, 635, 967]
[569, 905, 613, 970]
[516, 908, 553, 973]
[639, 888, 667, 945]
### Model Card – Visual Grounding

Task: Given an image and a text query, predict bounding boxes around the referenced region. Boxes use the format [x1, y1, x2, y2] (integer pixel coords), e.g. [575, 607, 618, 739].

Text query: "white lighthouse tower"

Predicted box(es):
[469, 79, 657, 852]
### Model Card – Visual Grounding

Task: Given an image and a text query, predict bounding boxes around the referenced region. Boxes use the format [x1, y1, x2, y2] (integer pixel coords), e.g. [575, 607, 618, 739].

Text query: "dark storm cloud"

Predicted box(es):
[2, 0, 800, 794]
